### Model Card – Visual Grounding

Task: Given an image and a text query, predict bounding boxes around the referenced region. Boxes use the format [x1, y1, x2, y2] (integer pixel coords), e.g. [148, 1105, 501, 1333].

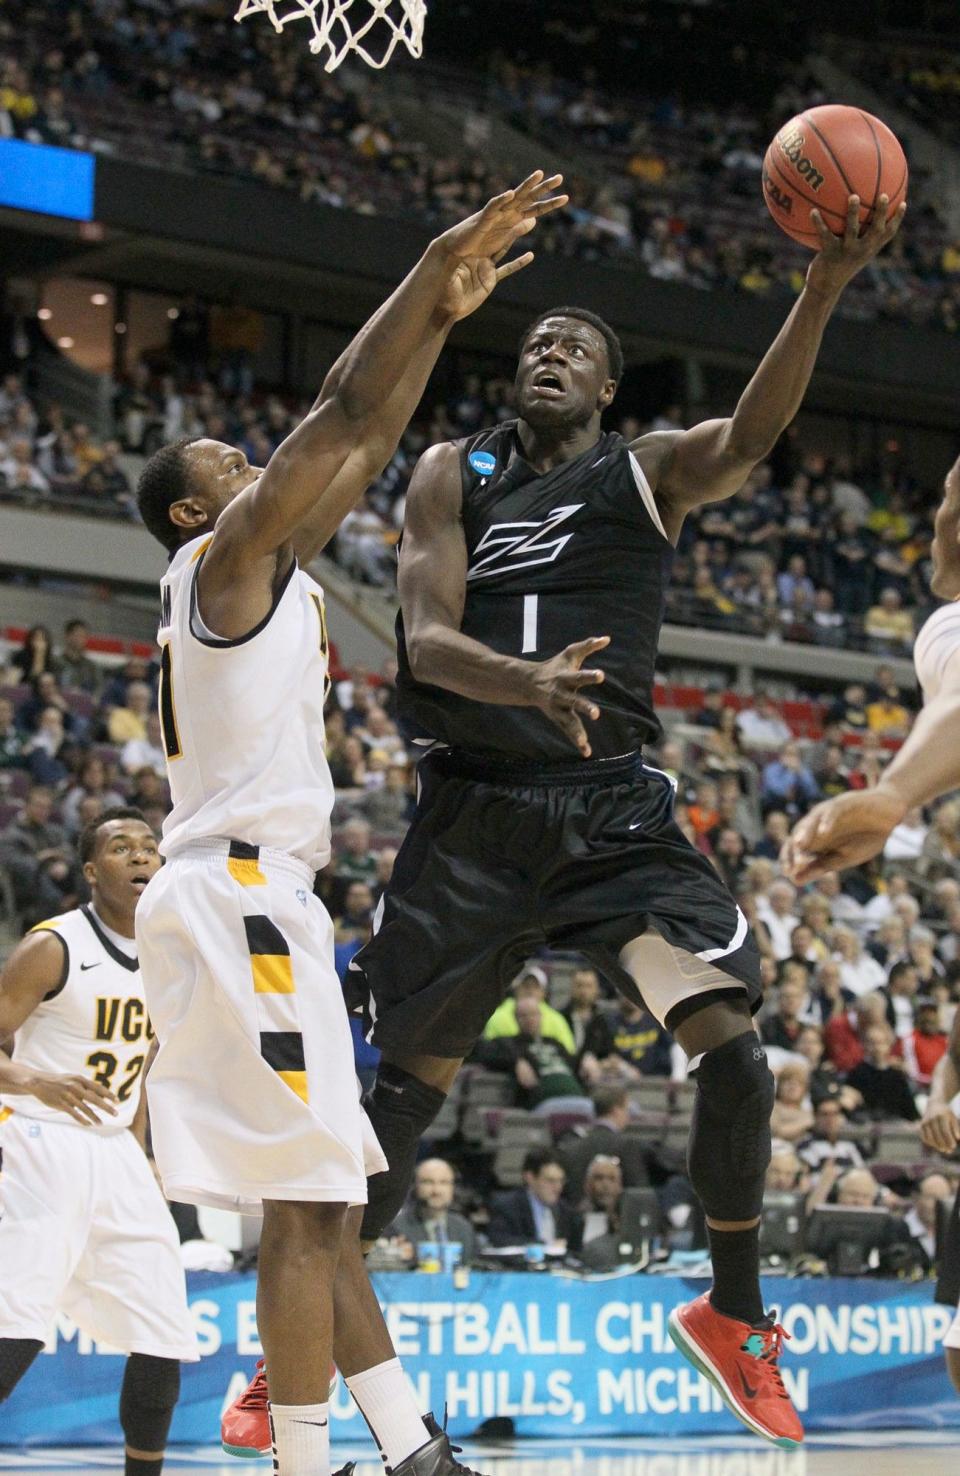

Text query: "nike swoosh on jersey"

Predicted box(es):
[80, 961, 102, 971]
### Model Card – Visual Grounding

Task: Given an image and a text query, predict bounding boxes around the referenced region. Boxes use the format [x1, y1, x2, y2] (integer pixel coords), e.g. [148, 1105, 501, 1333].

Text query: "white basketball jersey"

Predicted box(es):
[915, 602, 960, 703]
[7, 907, 151, 1133]
[156, 535, 335, 870]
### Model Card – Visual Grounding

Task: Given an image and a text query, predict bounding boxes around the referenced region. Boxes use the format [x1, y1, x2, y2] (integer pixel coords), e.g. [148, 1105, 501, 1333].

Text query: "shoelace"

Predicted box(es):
[755, 1323, 791, 1399]
[236, 1361, 269, 1410]
[429, 1408, 477, 1475]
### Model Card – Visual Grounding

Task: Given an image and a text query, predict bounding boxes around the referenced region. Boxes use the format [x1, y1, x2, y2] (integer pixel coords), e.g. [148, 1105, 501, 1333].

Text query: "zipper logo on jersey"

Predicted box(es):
[467, 503, 585, 582]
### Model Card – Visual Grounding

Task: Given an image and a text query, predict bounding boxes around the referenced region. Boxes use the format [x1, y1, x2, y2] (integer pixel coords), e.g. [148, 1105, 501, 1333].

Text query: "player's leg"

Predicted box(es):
[360, 1050, 462, 1242]
[334, 1207, 487, 1473]
[0, 1339, 43, 1402]
[258, 1198, 347, 1476]
[119, 1354, 180, 1476]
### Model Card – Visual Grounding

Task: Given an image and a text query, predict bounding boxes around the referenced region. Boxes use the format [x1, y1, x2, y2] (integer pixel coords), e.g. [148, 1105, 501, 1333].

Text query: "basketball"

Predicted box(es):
[762, 103, 908, 249]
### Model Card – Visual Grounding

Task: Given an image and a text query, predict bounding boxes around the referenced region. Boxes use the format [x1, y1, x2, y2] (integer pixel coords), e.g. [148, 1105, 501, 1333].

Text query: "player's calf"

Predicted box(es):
[119, 1353, 180, 1474]
[361, 1063, 448, 1240]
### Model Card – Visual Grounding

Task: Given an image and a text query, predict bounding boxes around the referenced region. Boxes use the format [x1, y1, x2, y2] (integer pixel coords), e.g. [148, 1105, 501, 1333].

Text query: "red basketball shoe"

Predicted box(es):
[668, 1293, 804, 1448]
[221, 1359, 339, 1458]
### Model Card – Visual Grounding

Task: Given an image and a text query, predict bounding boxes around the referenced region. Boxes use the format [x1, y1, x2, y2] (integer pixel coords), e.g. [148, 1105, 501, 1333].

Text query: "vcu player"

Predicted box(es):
[784, 453, 960, 1397]
[0, 808, 197, 1476]
[133, 176, 566, 1476]
[352, 195, 904, 1449]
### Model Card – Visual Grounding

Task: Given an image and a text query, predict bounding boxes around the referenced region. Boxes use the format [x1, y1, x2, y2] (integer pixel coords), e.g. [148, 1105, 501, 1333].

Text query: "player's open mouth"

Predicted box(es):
[130, 875, 150, 891]
[532, 372, 566, 396]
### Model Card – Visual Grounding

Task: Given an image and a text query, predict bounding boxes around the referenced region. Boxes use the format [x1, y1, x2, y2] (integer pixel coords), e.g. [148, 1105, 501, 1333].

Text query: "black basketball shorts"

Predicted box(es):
[350, 748, 761, 1058]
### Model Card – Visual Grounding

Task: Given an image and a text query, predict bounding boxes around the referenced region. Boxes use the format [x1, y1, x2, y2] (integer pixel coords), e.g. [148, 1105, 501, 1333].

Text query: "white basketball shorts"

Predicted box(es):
[0, 1113, 198, 1360]
[137, 839, 386, 1214]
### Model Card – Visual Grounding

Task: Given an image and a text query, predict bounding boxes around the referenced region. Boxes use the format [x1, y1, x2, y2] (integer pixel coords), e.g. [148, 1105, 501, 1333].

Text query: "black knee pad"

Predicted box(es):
[119, 1354, 180, 1452]
[0, 1338, 43, 1402]
[361, 1063, 446, 1240]
[687, 1032, 774, 1222]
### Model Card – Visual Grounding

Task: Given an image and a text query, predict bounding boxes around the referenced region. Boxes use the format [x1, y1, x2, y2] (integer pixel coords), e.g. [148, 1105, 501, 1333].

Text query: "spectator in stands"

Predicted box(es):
[846, 1022, 919, 1121]
[813, 744, 852, 799]
[762, 976, 812, 1051]
[909, 928, 944, 991]
[333, 880, 374, 947]
[794, 1023, 845, 1105]
[735, 691, 792, 750]
[865, 587, 914, 650]
[757, 879, 800, 960]
[834, 1167, 885, 1208]
[357, 754, 413, 831]
[371, 847, 398, 904]
[0, 784, 76, 923]
[922, 800, 960, 875]
[579, 1154, 624, 1246]
[556, 1084, 655, 1198]
[765, 1146, 805, 1192]
[478, 995, 589, 1114]
[832, 925, 888, 997]
[23, 706, 70, 786]
[904, 1173, 953, 1266]
[754, 811, 791, 861]
[483, 967, 577, 1055]
[106, 679, 152, 744]
[605, 997, 672, 1079]
[121, 711, 166, 776]
[760, 742, 819, 819]
[486, 1148, 582, 1253]
[561, 966, 614, 1081]
[895, 998, 948, 1089]
[824, 991, 889, 1073]
[8, 624, 57, 683]
[335, 816, 378, 886]
[101, 656, 154, 712]
[60, 754, 125, 836]
[797, 1097, 864, 1173]
[881, 960, 920, 1041]
[769, 1063, 813, 1143]
[389, 1158, 478, 1264]
[866, 688, 911, 738]
[56, 619, 102, 695]
[0, 696, 24, 769]
[692, 687, 725, 728]
[84, 440, 132, 509]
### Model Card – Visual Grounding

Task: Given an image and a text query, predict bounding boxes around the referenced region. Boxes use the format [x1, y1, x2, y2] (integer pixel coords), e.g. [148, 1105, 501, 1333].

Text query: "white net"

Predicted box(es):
[234, 0, 426, 72]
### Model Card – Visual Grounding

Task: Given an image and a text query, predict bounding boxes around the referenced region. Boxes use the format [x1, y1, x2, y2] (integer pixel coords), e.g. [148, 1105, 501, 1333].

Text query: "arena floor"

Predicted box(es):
[2, 1434, 960, 1474]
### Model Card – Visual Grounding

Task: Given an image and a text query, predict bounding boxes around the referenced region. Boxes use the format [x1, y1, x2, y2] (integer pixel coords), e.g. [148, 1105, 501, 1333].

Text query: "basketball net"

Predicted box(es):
[234, 0, 426, 72]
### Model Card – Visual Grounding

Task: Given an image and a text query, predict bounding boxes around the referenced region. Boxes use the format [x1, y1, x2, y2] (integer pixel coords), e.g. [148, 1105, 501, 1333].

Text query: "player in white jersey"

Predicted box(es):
[132, 175, 567, 1476]
[0, 809, 198, 1476]
[783, 451, 960, 1391]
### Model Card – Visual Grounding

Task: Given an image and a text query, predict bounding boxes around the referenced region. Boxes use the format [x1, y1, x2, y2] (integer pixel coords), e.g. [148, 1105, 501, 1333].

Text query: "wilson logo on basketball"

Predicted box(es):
[776, 127, 825, 191]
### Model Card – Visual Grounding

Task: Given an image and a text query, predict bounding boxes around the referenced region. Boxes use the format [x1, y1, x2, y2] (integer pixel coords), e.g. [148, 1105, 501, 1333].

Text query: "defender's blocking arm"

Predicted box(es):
[292, 172, 567, 562]
[637, 196, 906, 541]
[400, 443, 609, 757]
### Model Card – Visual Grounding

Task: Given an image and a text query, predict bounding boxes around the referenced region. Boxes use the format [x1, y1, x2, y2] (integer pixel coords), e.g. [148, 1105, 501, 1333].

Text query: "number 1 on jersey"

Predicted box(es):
[159, 643, 183, 760]
[522, 594, 539, 654]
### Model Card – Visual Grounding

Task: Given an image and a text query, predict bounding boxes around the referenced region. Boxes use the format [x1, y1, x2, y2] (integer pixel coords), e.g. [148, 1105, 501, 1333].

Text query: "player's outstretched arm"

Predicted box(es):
[400, 443, 609, 757]
[0, 933, 118, 1126]
[208, 174, 566, 580]
[638, 194, 906, 541]
[782, 654, 960, 883]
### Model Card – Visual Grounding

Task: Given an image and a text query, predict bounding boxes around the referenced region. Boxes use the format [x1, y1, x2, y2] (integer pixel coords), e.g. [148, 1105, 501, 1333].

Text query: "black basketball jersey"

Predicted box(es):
[396, 420, 675, 761]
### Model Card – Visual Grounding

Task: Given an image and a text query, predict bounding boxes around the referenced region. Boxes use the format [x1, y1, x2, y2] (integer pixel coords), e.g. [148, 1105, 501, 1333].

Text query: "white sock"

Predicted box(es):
[345, 1357, 427, 1468]
[269, 1400, 330, 1476]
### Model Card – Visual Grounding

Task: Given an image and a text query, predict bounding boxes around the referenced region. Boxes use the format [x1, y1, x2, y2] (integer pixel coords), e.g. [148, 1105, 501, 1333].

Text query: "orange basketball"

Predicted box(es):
[762, 103, 908, 250]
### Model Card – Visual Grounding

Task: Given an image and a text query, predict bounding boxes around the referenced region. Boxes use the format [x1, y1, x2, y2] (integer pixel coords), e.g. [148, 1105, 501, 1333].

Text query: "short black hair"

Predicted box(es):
[64, 618, 88, 634]
[137, 437, 203, 553]
[79, 805, 150, 864]
[591, 1082, 629, 1116]
[889, 960, 917, 989]
[522, 1147, 564, 1177]
[520, 306, 624, 382]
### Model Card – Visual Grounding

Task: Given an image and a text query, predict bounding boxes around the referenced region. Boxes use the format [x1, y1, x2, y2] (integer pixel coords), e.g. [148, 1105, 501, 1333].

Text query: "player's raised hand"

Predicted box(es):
[526, 636, 610, 758]
[922, 1102, 960, 1156]
[435, 171, 568, 322]
[780, 787, 907, 884]
[807, 192, 907, 295]
[29, 1070, 119, 1126]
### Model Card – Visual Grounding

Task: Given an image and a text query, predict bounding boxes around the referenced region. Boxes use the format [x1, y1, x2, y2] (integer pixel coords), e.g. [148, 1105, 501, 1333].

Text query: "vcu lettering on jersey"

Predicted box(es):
[396, 422, 675, 761]
[157, 536, 335, 870]
[6, 906, 151, 1132]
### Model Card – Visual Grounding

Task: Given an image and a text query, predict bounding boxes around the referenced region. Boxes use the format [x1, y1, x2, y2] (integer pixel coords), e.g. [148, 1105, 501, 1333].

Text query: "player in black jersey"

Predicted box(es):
[352, 193, 904, 1448]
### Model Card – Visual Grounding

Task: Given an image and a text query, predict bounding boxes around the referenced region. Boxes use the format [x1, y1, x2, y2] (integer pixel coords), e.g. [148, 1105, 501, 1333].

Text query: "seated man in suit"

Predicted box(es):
[557, 1083, 654, 1198]
[486, 1148, 582, 1254]
[389, 1158, 478, 1265]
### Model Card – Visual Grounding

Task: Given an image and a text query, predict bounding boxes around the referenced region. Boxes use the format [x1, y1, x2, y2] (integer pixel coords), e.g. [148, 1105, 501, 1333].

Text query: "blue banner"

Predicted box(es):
[2, 1272, 958, 1446]
[0, 139, 95, 221]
